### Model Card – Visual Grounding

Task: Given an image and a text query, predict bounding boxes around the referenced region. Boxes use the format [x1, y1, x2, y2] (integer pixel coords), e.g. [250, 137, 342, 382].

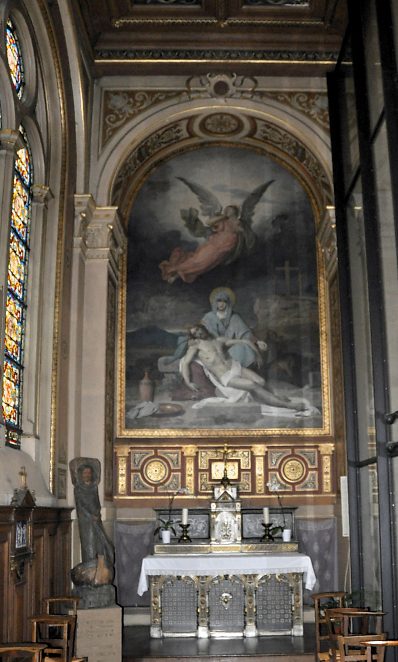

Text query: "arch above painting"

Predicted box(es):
[109, 107, 333, 223]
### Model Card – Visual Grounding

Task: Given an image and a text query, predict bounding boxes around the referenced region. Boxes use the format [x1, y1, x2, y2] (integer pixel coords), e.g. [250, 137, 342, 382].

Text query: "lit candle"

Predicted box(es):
[263, 507, 270, 524]
[182, 508, 188, 525]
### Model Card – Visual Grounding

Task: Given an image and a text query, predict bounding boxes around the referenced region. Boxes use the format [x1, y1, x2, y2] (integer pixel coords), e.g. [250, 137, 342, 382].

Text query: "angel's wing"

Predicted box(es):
[240, 179, 275, 227]
[177, 176, 222, 218]
[180, 208, 209, 238]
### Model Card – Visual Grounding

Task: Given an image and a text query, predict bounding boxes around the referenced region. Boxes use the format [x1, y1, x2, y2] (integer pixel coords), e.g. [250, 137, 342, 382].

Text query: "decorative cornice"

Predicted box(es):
[100, 79, 329, 150]
[112, 17, 320, 28]
[95, 49, 338, 63]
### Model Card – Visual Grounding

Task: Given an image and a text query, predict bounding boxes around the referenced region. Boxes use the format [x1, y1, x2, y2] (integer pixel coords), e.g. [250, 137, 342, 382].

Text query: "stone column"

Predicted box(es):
[22, 185, 53, 450]
[69, 195, 126, 509]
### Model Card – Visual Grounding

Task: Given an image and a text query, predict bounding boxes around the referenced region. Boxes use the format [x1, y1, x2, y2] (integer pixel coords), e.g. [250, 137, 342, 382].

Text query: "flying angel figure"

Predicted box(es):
[159, 177, 274, 284]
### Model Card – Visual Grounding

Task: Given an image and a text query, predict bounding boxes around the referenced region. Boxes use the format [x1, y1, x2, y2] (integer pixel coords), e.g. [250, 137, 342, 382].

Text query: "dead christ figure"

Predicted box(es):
[180, 324, 305, 411]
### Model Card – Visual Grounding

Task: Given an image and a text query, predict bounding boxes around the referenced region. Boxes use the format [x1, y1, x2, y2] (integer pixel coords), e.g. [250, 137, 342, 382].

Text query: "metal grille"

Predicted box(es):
[161, 577, 197, 633]
[208, 576, 244, 632]
[256, 576, 292, 631]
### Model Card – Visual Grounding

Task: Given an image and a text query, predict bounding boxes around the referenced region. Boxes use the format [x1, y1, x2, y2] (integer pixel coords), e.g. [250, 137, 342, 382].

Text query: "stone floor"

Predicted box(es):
[122, 624, 316, 662]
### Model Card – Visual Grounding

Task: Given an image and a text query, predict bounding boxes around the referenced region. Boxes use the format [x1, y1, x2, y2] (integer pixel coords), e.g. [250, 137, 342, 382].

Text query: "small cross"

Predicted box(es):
[275, 260, 301, 295]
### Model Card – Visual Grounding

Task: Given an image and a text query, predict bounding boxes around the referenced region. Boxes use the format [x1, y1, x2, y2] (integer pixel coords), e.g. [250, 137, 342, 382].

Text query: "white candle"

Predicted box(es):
[182, 508, 188, 525]
[263, 507, 270, 524]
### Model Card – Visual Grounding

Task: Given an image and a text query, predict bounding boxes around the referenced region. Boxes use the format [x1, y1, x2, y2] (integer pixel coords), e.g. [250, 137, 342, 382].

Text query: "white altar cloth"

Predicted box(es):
[137, 552, 316, 596]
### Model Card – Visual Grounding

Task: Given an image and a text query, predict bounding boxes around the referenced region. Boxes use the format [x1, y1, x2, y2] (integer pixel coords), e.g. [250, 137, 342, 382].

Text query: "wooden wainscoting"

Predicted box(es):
[0, 506, 72, 642]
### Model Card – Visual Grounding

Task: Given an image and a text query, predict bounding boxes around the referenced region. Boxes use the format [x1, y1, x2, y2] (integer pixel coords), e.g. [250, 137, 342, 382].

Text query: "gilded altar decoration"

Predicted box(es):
[114, 441, 335, 503]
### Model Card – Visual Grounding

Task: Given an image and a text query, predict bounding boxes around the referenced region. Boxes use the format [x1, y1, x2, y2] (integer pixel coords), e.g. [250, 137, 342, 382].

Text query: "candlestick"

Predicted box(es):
[178, 522, 191, 543]
[182, 508, 188, 525]
[263, 507, 270, 524]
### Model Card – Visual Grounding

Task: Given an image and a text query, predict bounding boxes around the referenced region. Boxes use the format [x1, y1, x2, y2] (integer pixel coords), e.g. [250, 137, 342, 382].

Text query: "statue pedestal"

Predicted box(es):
[76, 605, 122, 662]
[73, 584, 116, 609]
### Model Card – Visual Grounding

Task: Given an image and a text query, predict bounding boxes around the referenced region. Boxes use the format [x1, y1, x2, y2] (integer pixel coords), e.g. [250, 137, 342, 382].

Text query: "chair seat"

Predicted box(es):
[0, 643, 47, 662]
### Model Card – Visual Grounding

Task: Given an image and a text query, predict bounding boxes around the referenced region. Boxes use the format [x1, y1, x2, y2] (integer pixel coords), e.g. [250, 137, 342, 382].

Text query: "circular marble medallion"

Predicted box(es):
[281, 458, 305, 483]
[144, 459, 168, 484]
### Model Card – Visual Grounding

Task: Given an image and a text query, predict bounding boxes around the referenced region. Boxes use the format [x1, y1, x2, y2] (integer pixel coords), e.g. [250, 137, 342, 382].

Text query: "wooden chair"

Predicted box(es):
[326, 611, 385, 662]
[43, 597, 79, 658]
[312, 591, 347, 661]
[30, 614, 76, 662]
[43, 597, 79, 618]
[360, 640, 398, 662]
[0, 643, 47, 662]
[335, 634, 387, 662]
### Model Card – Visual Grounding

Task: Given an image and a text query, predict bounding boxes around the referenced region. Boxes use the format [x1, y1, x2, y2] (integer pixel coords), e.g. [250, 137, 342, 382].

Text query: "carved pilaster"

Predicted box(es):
[74, 196, 126, 280]
[150, 576, 162, 638]
[251, 444, 266, 494]
[197, 576, 209, 638]
[183, 444, 197, 495]
[289, 572, 304, 636]
[115, 445, 130, 495]
[319, 443, 334, 493]
[244, 574, 257, 637]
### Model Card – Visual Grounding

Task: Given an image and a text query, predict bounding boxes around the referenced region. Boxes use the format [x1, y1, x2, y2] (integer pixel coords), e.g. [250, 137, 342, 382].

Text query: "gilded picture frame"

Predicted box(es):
[118, 144, 330, 438]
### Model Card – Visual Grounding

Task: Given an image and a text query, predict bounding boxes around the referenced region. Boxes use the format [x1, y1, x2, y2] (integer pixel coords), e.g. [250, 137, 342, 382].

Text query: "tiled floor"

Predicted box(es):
[122, 624, 316, 661]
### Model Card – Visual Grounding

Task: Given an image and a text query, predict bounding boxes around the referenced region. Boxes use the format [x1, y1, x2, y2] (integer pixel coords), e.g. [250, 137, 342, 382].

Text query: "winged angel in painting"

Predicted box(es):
[159, 177, 274, 284]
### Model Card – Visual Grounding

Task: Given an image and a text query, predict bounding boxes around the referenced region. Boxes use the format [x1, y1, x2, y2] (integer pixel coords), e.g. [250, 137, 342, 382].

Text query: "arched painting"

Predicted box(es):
[120, 145, 329, 437]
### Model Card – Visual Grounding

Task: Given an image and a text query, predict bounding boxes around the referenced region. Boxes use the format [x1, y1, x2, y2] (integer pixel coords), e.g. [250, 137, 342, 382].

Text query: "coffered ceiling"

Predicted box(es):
[77, 0, 347, 75]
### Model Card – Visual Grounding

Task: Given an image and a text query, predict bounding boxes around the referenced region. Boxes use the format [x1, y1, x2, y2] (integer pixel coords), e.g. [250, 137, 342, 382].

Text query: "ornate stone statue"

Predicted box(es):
[69, 457, 115, 608]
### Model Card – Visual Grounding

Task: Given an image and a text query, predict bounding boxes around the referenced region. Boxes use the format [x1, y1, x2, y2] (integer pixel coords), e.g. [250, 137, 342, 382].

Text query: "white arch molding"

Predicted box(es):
[91, 96, 333, 220]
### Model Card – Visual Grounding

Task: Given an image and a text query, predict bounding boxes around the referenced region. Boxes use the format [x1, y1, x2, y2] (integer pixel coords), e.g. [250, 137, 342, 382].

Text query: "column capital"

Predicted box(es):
[251, 444, 267, 456]
[0, 129, 19, 152]
[74, 194, 127, 273]
[319, 443, 334, 456]
[32, 184, 53, 205]
[182, 444, 198, 458]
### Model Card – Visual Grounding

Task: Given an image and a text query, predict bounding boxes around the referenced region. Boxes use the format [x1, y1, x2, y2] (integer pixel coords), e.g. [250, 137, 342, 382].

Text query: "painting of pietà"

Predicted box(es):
[123, 145, 326, 434]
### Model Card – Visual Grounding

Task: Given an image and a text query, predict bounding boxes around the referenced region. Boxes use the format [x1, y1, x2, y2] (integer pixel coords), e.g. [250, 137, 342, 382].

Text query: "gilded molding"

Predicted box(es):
[116, 442, 337, 500]
[319, 443, 334, 455]
[318, 207, 337, 280]
[182, 444, 198, 457]
[255, 456, 265, 494]
[117, 454, 128, 495]
[322, 454, 332, 492]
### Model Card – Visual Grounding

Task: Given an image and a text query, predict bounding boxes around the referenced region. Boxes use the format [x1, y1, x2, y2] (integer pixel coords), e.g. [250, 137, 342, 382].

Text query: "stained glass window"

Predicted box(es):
[5, 19, 25, 99]
[2, 126, 33, 448]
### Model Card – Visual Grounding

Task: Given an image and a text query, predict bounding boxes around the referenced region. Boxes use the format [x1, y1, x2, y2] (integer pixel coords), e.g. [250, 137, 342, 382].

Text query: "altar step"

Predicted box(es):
[122, 625, 316, 662]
